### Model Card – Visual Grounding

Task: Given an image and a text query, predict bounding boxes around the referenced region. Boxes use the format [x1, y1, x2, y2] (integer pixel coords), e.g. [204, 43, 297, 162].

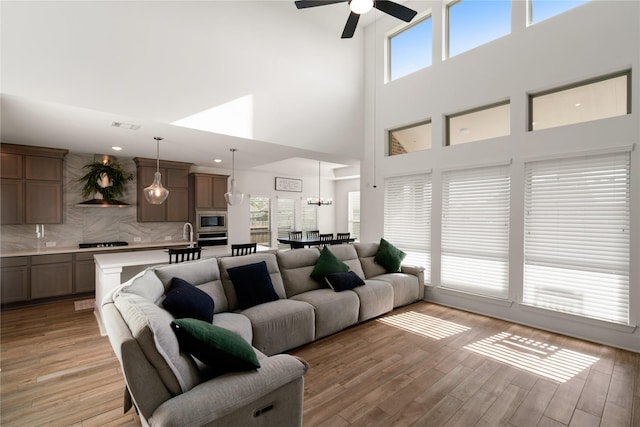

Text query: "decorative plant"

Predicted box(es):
[78, 161, 134, 202]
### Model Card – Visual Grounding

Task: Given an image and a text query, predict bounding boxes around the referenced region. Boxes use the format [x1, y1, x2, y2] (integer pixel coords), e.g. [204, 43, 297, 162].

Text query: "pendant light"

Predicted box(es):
[307, 160, 333, 206]
[143, 137, 170, 204]
[224, 148, 244, 206]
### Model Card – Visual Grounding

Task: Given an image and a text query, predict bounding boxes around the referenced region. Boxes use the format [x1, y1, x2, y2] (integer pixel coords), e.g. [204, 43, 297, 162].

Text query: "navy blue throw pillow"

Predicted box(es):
[324, 271, 365, 292]
[162, 277, 214, 323]
[227, 261, 279, 310]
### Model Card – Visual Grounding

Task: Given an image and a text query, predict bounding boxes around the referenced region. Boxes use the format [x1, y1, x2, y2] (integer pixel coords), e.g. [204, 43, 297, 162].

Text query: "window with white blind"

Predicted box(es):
[384, 174, 431, 281]
[276, 198, 295, 250]
[301, 203, 318, 232]
[249, 197, 270, 246]
[523, 152, 630, 324]
[348, 191, 360, 240]
[441, 165, 510, 298]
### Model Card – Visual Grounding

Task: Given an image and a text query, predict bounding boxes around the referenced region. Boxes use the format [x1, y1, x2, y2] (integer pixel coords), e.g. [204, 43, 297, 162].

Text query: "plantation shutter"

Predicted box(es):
[384, 173, 431, 281]
[301, 203, 318, 232]
[523, 152, 630, 324]
[441, 165, 510, 298]
[348, 191, 361, 240]
[276, 198, 295, 250]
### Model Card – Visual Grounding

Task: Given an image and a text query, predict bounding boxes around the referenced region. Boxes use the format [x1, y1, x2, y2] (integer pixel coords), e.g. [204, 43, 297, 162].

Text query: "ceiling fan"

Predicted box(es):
[294, 0, 418, 39]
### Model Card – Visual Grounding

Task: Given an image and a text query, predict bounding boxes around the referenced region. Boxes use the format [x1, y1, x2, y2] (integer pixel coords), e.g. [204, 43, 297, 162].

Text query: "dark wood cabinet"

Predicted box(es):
[74, 252, 97, 294]
[30, 254, 73, 299]
[190, 173, 228, 212]
[0, 257, 29, 304]
[134, 158, 192, 223]
[0, 144, 67, 225]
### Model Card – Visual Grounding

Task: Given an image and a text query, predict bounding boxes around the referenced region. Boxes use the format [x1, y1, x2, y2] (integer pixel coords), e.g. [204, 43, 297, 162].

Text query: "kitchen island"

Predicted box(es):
[93, 245, 271, 334]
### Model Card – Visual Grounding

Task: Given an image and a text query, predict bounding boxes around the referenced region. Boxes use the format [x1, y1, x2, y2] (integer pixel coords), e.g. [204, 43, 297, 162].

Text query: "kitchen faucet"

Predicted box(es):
[183, 222, 195, 248]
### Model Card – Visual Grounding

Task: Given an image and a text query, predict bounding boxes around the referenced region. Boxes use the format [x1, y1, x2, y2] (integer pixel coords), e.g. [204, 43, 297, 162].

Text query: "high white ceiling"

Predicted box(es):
[1, 1, 375, 176]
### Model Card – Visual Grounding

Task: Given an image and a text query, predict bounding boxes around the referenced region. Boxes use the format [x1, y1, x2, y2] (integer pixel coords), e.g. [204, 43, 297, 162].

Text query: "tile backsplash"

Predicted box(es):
[1, 152, 188, 252]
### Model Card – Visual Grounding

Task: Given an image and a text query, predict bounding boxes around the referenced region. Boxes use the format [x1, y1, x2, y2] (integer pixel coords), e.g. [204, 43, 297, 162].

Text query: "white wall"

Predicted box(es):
[195, 166, 337, 246]
[1, 1, 365, 158]
[361, 1, 640, 351]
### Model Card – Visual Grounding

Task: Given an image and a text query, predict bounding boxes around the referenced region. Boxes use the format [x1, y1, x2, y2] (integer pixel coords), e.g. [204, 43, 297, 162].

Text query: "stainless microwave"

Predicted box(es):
[196, 211, 227, 232]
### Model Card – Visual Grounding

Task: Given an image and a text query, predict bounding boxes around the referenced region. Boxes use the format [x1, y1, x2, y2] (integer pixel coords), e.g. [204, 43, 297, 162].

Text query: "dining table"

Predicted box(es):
[277, 237, 356, 248]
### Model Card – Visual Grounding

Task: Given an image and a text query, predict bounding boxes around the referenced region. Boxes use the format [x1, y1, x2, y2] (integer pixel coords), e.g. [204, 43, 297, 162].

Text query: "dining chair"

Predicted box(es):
[168, 246, 202, 264]
[336, 232, 351, 243]
[288, 231, 304, 249]
[319, 233, 333, 246]
[231, 243, 257, 256]
[306, 230, 320, 239]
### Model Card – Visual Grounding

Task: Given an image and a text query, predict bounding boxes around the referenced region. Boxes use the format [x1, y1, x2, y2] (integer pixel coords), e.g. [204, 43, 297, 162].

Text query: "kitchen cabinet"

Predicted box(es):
[30, 254, 73, 299]
[74, 252, 97, 294]
[0, 257, 29, 304]
[0, 144, 67, 225]
[190, 173, 228, 211]
[134, 158, 192, 223]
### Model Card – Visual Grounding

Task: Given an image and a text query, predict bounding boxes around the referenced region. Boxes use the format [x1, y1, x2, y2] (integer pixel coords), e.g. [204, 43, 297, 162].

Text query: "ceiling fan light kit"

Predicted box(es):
[294, 0, 418, 38]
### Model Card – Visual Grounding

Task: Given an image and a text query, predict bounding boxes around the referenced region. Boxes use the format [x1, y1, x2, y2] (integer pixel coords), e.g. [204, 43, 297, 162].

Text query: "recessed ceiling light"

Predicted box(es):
[111, 121, 141, 130]
[574, 103, 582, 107]
[213, 158, 222, 163]
[112, 146, 123, 151]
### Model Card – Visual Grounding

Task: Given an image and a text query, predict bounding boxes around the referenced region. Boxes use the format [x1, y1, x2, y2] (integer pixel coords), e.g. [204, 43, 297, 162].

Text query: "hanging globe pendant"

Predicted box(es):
[143, 137, 170, 204]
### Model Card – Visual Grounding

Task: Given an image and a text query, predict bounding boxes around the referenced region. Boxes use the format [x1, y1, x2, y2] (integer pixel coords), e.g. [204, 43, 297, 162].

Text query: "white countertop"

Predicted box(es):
[93, 244, 272, 270]
[0, 240, 194, 258]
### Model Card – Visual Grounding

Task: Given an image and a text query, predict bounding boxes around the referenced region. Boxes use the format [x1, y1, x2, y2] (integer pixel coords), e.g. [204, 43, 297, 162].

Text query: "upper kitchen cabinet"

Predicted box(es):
[0, 143, 68, 225]
[133, 158, 192, 222]
[189, 173, 228, 211]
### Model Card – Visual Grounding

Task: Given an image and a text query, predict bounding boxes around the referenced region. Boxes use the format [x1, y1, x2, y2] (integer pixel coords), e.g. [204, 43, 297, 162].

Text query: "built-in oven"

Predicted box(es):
[197, 232, 228, 246]
[196, 211, 227, 233]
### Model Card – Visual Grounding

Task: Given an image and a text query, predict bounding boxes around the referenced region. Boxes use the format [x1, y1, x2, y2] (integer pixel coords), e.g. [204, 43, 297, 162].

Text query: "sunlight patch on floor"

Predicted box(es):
[464, 332, 599, 383]
[377, 311, 471, 340]
[74, 299, 94, 311]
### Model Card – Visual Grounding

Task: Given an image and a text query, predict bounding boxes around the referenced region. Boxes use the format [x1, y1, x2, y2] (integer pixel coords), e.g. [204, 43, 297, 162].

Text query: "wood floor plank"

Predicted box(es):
[509, 379, 558, 427]
[3, 300, 639, 427]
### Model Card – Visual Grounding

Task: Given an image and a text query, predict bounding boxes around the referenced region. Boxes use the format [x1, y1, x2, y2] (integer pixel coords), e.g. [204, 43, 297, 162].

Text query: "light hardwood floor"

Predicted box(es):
[1, 300, 638, 426]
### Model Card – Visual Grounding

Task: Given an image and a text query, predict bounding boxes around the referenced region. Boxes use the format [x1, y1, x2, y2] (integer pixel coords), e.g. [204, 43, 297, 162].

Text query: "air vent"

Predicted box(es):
[111, 121, 140, 130]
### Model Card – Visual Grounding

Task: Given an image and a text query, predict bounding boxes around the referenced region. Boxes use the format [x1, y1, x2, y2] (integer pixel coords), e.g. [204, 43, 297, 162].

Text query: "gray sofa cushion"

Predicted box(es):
[211, 312, 253, 344]
[352, 280, 394, 321]
[218, 253, 286, 312]
[277, 248, 322, 297]
[155, 258, 229, 314]
[372, 272, 421, 308]
[327, 244, 366, 279]
[113, 292, 201, 395]
[119, 267, 166, 304]
[355, 242, 388, 279]
[290, 289, 359, 339]
[240, 299, 315, 356]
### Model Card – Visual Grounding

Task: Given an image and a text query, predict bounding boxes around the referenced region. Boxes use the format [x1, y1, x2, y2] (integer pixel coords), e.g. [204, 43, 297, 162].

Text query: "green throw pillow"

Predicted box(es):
[311, 246, 349, 280]
[374, 238, 406, 272]
[171, 318, 260, 376]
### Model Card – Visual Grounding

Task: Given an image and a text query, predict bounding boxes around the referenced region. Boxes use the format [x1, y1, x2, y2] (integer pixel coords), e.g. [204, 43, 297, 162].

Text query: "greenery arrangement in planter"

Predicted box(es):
[78, 160, 134, 202]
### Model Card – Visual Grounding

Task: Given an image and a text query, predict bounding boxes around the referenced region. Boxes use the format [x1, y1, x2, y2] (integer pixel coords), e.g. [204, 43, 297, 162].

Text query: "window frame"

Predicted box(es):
[528, 70, 631, 132]
[386, 10, 433, 83]
[446, 100, 511, 146]
[445, 0, 512, 59]
[387, 119, 433, 156]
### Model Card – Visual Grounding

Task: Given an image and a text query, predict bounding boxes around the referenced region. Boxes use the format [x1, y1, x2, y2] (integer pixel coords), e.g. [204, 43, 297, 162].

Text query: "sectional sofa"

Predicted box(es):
[102, 241, 424, 427]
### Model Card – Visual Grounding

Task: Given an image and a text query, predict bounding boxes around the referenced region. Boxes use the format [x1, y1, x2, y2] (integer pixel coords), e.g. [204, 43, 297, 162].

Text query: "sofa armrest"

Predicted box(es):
[400, 264, 425, 287]
[149, 354, 308, 427]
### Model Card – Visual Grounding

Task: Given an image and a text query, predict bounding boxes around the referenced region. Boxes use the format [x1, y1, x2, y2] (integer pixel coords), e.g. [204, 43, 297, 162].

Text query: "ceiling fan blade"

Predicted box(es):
[295, 0, 347, 9]
[341, 12, 360, 38]
[374, 0, 418, 22]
